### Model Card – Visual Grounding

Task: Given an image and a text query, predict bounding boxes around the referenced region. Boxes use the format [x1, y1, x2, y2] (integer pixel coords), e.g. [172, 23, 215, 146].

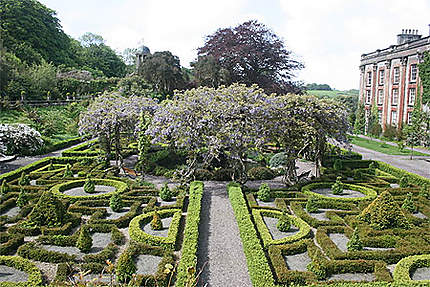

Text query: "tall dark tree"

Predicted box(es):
[138, 51, 186, 96]
[195, 20, 304, 94]
[0, 0, 78, 66]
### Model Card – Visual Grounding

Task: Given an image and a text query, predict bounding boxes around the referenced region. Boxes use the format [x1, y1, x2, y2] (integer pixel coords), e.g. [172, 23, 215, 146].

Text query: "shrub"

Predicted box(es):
[0, 123, 44, 155]
[347, 228, 363, 251]
[76, 226, 92, 253]
[401, 193, 416, 213]
[16, 187, 29, 208]
[0, 180, 11, 195]
[212, 168, 233, 181]
[333, 159, 343, 171]
[116, 250, 137, 283]
[369, 161, 376, 169]
[28, 191, 67, 227]
[151, 210, 163, 230]
[18, 172, 30, 186]
[159, 183, 173, 201]
[306, 196, 319, 213]
[276, 212, 291, 232]
[63, 164, 73, 178]
[83, 177, 95, 193]
[383, 124, 397, 140]
[247, 166, 275, 180]
[331, 176, 343, 195]
[419, 184, 430, 199]
[110, 192, 123, 212]
[399, 176, 409, 188]
[257, 183, 271, 202]
[269, 152, 288, 168]
[359, 191, 410, 230]
[193, 169, 213, 180]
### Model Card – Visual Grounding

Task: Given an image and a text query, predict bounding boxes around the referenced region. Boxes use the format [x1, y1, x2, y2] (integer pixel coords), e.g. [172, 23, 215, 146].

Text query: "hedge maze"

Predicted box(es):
[0, 142, 204, 286]
[230, 157, 430, 286]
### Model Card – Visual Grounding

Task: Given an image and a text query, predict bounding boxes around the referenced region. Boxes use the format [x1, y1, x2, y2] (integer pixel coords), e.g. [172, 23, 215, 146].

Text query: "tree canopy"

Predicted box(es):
[194, 20, 304, 94]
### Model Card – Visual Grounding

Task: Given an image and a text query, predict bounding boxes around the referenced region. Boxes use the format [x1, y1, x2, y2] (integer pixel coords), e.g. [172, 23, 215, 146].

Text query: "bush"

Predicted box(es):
[83, 177, 95, 193]
[63, 164, 73, 178]
[257, 183, 271, 202]
[1, 180, 11, 195]
[0, 123, 44, 155]
[28, 191, 67, 227]
[333, 159, 343, 171]
[18, 172, 30, 186]
[193, 169, 213, 181]
[247, 166, 275, 180]
[383, 124, 397, 140]
[212, 168, 233, 181]
[109, 192, 123, 212]
[419, 184, 430, 199]
[306, 196, 319, 213]
[331, 176, 344, 195]
[159, 183, 173, 201]
[76, 226, 92, 253]
[347, 228, 363, 251]
[401, 193, 416, 213]
[16, 188, 29, 208]
[276, 212, 291, 232]
[151, 210, 163, 230]
[116, 250, 137, 283]
[399, 176, 409, 188]
[269, 152, 288, 168]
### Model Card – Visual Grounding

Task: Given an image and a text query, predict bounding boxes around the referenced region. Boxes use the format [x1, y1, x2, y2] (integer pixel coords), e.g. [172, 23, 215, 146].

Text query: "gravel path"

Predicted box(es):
[135, 254, 163, 275]
[263, 217, 299, 240]
[312, 188, 365, 198]
[329, 233, 349, 252]
[355, 135, 430, 155]
[284, 252, 312, 271]
[63, 185, 116, 197]
[411, 267, 430, 281]
[350, 144, 430, 178]
[0, 265, 29, 282]
[197, 181, 252, 287]
[329, 272, 375, 282]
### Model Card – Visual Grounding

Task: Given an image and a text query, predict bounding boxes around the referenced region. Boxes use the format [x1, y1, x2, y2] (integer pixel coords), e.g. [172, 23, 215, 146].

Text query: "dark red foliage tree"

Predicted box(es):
[195, 20, 304, 94]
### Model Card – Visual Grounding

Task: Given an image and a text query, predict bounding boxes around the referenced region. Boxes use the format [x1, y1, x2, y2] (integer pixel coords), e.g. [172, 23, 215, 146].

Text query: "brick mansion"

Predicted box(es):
[359, 27, 430, 129]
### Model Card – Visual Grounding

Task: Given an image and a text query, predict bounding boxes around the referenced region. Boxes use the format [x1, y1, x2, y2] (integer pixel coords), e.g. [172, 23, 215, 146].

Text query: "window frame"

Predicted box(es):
[391, 88, 399, 105]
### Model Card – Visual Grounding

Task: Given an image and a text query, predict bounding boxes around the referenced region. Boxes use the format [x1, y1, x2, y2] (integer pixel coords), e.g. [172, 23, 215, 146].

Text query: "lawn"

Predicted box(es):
[349, 136, 429, 156]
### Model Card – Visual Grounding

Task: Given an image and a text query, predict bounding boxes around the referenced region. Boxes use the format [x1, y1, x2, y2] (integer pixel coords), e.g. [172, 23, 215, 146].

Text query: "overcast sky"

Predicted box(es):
[39, 0, 430, 90]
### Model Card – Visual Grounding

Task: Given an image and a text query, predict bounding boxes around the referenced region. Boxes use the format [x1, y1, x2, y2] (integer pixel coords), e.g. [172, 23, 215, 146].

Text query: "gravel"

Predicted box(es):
[104, 207, 131, 220]
[284, 252, 312, 271]
[329, 272, 375, 281]
[312, 188, 365, 198]
[0, 206, 20, 218]
[0, 265, 28, 282]
[63, 185, 116, 197]
[142, 217, 172, 237]
[256, 198, 277, 208]
[263, 216, 299, 240]
[42, 232, 112, 259]
[197, 181, 252, 287]
[411, 267, 430, 281]
[413, 212, 428, 219]
[143, 175, 179, 190]
[329, 233, 349, 252]
[157, 197, 177, 207]
[308, 209, 344, 221]
[135, 254, 163, 275]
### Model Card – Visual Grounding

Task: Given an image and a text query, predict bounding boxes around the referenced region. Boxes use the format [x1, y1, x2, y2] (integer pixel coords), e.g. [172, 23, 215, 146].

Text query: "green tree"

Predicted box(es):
[257, 183, 271, 202]
[110, 192, 123, 212]
[404, 94, 430, 159]
[354, 101, 366, 135]
[116, 250, 137, 283]
[151, 210, 163, 230]
[347, 228, 363, 251]
[28, 191, 67, 227]
[368, 97, 381, 137]
[76, 226, 93, 253]
[401, 193, 416, 213]
[16, 188, 28, 208]
[191, 55, 227, 88]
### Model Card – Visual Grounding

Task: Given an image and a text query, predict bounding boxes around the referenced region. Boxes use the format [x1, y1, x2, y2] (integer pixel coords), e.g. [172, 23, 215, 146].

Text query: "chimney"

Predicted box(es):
[397, 28, 422, 44]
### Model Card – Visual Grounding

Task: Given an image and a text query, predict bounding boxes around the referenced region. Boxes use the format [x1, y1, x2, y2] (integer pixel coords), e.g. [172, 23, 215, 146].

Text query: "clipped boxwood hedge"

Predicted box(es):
[176, 181, 204, 287]
[302, 182, 377, 202]
[129, 209, 182, 250]
[252, 209, 311, 248]
[227, 182, 276, 287]
[0, 256, 43, 287]
[393, 254, 430, 283]
[377, 161, 430, 187]
[50, 178, 128, 200]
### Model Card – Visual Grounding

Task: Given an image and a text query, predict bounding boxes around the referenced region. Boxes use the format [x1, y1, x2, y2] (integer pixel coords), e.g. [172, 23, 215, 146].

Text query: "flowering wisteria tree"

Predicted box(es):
[79, 92, 158, 164]
[0, 123, 43, 155]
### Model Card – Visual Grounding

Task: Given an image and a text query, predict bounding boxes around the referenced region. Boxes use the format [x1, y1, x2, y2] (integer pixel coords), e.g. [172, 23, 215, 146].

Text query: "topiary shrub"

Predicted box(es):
[194, 169, 213, 181]
[276, 212, 291, 232]
[369, 161, 376, 169]
[110, 192, 123, 212]
[247, 166, 276, 180]
[419, 184, 430, 199]
[0, 180, 11, 196]
[115, 250, 136, 283]
[401, 193, 416, 213]
[347, 228, 363, 251]
[76, 226, 92, 253]
[83, 177, 95, 193]
[18, 172, 30, 186]
[306, 196, 319, 213]
[269, 152, 288, 168]
[48, 162, 56, 171]
[399, 176, 409, 188]
[333, 159, 343, 171]
[16, 187, 28, 208]
[257, 183, 271, 202]
[331, 176, 344, 195]
[359, 191, 410, 230]
[151, 210, 163, 230]
[28, 191, 67, 227]
[63, 164, 73, 178]
[159, 183, 174, 201]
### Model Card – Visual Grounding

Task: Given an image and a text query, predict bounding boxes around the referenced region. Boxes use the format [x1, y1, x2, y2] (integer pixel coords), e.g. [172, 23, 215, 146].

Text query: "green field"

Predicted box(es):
[306, 89, 358, 99]
[349, 136, 429, 156]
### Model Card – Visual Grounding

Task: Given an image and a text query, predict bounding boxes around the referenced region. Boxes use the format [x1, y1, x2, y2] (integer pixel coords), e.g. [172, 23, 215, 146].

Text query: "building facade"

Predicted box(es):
[359, 28, 430, 130]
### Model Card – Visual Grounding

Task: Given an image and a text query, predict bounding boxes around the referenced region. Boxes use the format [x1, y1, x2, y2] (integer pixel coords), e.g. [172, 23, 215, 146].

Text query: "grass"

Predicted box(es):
[306, 89, 358, 99]
[349, 136, 429, 156]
